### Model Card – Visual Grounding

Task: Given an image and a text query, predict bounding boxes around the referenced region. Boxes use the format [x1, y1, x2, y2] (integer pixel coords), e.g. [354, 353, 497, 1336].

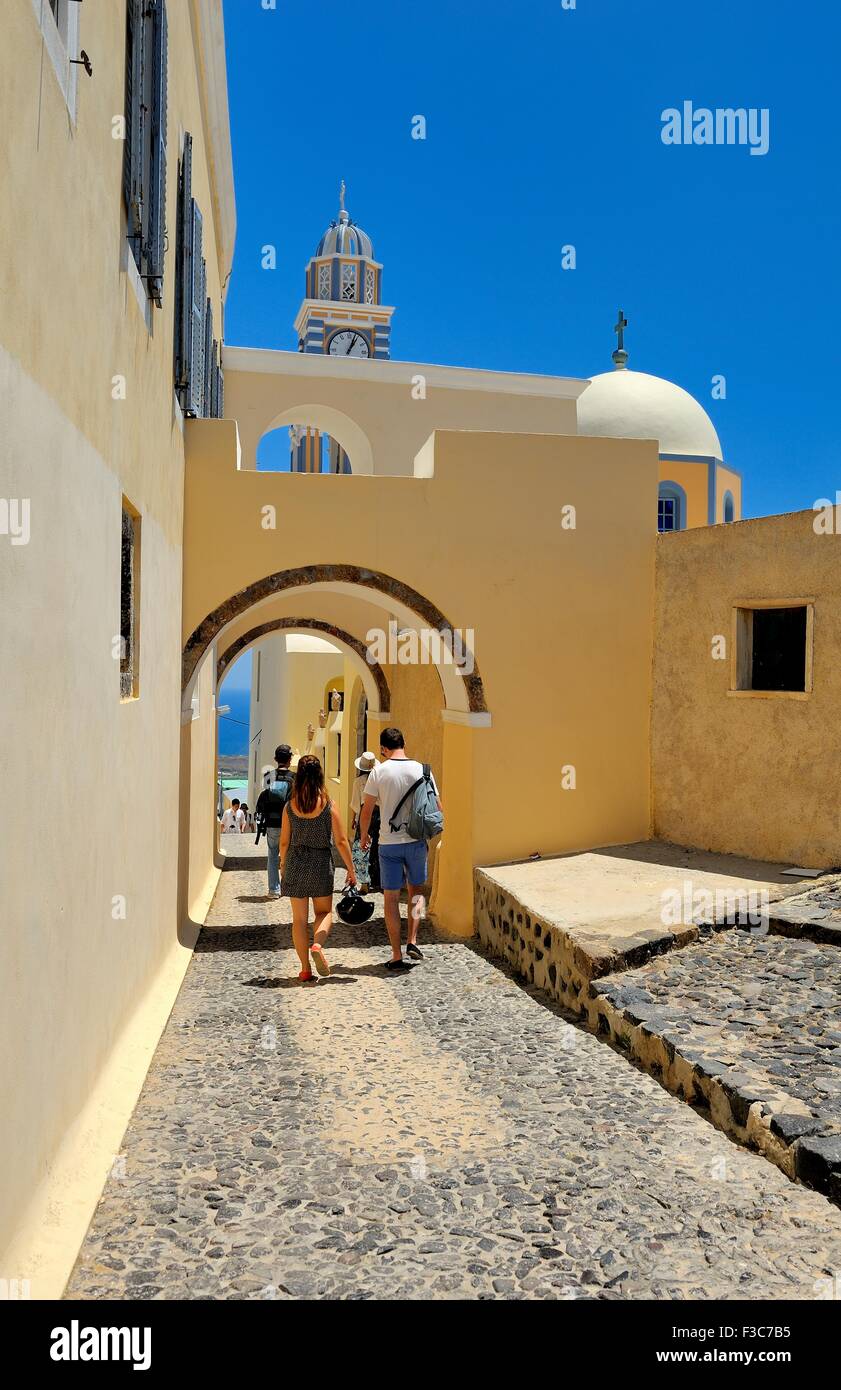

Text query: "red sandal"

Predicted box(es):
[298, 969, 315, 982]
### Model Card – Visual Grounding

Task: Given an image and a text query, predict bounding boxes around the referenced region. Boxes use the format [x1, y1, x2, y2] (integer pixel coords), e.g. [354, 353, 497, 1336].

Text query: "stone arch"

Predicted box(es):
[259, 404, 375, 475]
[183, 565, 488, 716]
[216, 618, 390, 714]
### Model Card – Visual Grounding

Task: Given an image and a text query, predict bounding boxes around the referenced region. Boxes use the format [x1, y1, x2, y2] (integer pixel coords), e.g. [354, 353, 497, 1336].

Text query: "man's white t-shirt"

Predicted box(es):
[364, 757, 439, 845]
[221, 808, 244, 833]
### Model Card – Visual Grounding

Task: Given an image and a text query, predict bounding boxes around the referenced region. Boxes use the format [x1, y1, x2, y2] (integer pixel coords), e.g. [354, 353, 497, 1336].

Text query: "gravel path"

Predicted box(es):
[66, 849, 841, 1301]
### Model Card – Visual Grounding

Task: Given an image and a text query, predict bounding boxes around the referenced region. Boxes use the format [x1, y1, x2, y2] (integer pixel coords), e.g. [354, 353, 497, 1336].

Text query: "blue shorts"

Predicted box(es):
[379, 841, 428, 891]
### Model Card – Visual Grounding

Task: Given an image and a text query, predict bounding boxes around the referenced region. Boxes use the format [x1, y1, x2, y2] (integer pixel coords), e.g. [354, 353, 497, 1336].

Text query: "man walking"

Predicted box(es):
[255, 744, 295, 898]
[220, 798, 245, 834]
[359, 727, 442, 969]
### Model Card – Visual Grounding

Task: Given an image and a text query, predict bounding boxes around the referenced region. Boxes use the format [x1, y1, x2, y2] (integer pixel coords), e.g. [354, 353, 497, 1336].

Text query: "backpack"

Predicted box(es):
[262, 773, 293, 828]
[388, 764, 444, 843]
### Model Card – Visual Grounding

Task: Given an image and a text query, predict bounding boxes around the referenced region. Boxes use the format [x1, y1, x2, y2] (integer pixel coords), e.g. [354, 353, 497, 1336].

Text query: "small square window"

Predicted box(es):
[733, 604, 811, 695]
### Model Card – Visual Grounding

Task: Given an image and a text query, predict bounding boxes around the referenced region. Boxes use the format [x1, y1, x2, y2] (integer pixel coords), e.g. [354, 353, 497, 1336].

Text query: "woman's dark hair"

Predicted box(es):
[380, 727, 405, 750]
[294, 754, 326, 814]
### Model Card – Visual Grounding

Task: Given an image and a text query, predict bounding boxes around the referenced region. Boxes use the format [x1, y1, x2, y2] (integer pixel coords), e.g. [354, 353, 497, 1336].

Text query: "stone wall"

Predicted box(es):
[475, 869, 841, 1203]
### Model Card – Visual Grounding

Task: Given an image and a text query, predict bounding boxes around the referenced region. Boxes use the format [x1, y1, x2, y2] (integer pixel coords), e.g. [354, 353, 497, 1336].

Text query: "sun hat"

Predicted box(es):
[336, 886, 376, 925]
[354, 751, 377, 773]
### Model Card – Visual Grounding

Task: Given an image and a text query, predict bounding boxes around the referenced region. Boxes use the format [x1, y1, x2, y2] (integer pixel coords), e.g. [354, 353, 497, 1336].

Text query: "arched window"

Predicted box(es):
[723, 490, 735, 524]
[658, 482, 686, 533]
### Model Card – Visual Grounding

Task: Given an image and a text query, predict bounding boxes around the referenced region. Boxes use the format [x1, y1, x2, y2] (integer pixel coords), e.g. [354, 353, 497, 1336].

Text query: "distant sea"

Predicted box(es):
[218, 687, 251, 756]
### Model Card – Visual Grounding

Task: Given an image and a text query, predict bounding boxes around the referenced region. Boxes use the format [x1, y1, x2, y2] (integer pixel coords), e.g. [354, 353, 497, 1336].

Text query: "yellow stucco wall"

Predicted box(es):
[385, 662, 445, 790]
[225, 354, 582, 475]
[716, 465, 743, 523]
[658, 459, 709, 529]
[652, 510, 841, 867]
[181, 422, 658, 930]
[0, 0, 230, 1293]
[180, 648, 222, 925]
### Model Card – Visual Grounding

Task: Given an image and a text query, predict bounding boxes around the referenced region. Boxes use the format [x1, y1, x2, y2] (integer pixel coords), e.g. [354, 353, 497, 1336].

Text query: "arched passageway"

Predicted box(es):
[183, 565, 485, 936]
[216, 618, 391, 715]
[257, 404, 375, 475]
[183, 563, 487, 717]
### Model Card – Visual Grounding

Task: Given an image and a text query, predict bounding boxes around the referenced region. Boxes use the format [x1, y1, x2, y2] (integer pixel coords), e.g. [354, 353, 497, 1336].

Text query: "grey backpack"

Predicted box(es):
[388, 764, 444, 842]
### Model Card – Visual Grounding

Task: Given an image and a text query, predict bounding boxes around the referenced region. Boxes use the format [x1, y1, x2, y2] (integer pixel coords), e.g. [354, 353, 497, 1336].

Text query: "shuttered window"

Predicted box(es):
[123, 0, 168, 305]
[173, 132, 224, 418]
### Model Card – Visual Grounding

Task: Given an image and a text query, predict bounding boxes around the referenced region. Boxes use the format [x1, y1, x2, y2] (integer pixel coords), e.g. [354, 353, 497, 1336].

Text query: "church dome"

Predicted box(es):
[316, 210, 374, 259]
[578, 368, 723, 459]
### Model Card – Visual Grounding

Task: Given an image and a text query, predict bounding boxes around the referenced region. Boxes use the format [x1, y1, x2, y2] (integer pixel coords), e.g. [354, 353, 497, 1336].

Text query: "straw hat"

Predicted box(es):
[354, 751, 377, 773]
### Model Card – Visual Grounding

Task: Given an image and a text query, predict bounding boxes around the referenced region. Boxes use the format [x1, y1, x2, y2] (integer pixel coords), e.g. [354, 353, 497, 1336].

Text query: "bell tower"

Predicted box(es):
[291, 185, 395, 472]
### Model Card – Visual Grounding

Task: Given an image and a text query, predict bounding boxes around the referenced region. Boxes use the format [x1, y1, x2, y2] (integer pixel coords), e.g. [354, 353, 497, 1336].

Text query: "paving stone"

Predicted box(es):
[65, 848, 841, 1301]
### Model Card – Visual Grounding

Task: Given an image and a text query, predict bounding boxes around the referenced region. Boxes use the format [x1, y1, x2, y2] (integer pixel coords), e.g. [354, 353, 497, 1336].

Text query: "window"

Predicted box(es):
[732, 603, 813, 697]
[365, 265, 376, 305]
[341, 263, 357, 302]
[120, 502, 141, 700]
[174, 134, 223, 417]
[723, 491, 735, 523]
[658, 495, 678, 532]
[318, 263, 331, 300]
[658, 482, 686, 533]
[123, 0, 168, 305]
[32, 0, 80, 117]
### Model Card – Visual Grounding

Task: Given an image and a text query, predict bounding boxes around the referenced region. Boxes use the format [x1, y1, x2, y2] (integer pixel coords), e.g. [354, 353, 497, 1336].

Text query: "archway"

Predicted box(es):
[217, 618, 390, 715]
[257, 404, 375, 475]
[183, 564, 487, 717]
[183, 567, 485, 936]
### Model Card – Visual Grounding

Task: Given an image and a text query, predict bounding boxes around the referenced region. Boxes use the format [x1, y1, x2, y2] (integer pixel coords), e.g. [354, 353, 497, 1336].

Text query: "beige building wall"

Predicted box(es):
[181, 423, 659, 925]
[716, 465, 743, 523]
[0, 0, 232, 1293]
[386, 662, 445, 790]
[224, 350, 585, 475]
[657, 459, 709, 529]
[652, 511, 841, 867]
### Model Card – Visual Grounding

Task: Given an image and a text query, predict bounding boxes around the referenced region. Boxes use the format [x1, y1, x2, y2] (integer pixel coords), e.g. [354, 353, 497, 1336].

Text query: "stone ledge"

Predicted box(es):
[475, 863, 841, 1207]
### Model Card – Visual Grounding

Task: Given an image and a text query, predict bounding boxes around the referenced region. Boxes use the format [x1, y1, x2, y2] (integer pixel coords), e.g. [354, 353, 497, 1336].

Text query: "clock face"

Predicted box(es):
[328, 330, 370, 359]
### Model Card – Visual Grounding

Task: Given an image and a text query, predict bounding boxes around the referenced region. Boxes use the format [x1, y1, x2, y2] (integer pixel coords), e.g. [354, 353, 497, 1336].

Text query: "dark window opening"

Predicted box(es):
[120, 505, 140, 699]
[658, 495, 679, 532]
[751, 607, 807, 692]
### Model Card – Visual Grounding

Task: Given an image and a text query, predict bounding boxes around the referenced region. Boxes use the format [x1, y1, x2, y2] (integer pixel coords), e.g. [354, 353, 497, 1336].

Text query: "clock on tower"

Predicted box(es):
[291, 184, 395, 472]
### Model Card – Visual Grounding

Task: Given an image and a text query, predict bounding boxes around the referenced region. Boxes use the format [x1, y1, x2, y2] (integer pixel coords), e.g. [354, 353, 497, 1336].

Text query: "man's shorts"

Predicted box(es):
[379, 841, 428, 891]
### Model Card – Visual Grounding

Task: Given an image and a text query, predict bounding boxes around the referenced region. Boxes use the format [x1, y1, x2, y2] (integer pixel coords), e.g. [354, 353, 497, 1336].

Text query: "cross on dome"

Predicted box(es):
[613, 309, 629, 369]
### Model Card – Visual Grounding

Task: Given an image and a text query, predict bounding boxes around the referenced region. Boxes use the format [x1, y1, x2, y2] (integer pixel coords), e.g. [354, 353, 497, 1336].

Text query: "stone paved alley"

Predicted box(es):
[67, 846, 841, 1300]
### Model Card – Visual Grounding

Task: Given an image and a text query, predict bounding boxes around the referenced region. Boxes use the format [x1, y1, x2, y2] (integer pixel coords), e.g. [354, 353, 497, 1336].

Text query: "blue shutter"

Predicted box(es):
[174, 135, 193, 399]
[123, 0, 145, 250]
[203, 299, 214, 418]
[209, 340, 220, 419]
[187, 241, 204, 414]
[186, 206, 204, 416]
[146, 0, 168, 306]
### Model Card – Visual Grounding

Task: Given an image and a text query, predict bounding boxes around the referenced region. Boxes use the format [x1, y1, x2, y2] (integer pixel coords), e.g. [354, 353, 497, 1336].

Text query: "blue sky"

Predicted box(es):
[221, 0, 839, 518]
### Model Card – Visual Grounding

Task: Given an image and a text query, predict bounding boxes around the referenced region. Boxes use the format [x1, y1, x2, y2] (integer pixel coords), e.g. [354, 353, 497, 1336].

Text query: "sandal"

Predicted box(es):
[310, 945, 331, 977]
[385, 958, 413, 971]
[298, 969, 315, 982]
[406, 943, 424, 960]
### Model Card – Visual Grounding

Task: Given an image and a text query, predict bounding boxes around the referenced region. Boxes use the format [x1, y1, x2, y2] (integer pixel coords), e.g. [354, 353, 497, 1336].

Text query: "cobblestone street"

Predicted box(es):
[67, 847, 841, 1301]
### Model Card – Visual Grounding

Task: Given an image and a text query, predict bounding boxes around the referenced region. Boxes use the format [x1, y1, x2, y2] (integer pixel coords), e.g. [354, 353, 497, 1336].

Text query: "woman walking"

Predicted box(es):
[280, 754, 356, 981]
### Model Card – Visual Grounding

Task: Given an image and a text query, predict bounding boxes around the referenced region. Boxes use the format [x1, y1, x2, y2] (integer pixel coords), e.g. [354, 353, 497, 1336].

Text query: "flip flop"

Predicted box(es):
[298, 969, 315, 982]
[310, 945, 331, 977]
[385, 958, 413, 971]
[406, 943, 424, 960]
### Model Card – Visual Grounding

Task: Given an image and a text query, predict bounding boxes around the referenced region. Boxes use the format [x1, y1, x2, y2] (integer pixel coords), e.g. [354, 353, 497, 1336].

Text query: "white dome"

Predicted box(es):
[577, 369, 723, 459]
